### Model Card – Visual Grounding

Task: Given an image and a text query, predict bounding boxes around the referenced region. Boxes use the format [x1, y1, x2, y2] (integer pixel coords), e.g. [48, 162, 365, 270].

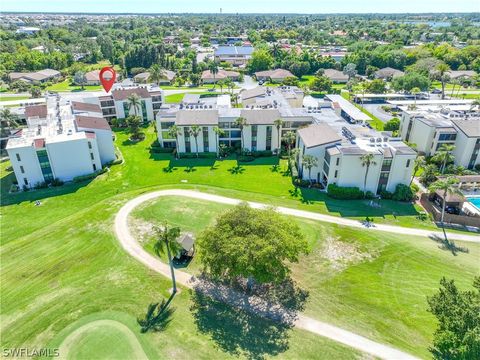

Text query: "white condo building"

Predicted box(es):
[84, 86, 164, 123]
[154, 87, 416, 194]
[6, 95, 115, 188]
[398, 101, 480, 169]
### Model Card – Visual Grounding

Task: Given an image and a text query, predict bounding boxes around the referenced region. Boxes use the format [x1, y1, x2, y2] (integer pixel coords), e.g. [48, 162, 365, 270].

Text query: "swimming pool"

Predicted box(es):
[466, 197, 480, 211]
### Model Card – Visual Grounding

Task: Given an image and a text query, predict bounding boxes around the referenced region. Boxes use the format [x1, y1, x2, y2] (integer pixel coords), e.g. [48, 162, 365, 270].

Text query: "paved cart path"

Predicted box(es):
[114, 189, 479, 360]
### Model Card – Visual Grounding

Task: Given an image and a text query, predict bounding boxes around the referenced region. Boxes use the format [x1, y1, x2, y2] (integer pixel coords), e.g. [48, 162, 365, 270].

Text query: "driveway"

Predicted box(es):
[363, 103, 394, 123]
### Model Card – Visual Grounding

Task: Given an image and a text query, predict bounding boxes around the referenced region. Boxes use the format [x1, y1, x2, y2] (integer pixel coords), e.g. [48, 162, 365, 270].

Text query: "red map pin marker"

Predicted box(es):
[99, 67, 116, 93]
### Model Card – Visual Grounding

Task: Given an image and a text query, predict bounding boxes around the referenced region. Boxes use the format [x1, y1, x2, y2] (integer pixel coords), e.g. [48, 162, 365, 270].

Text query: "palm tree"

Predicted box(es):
[189, 125, 201, 157]
[234, 116, 248, 153]
[435, 63, 450, 100]
[271, 43, 281, 59]
[217, 79, 226, 93]
[433, 144, 455, 174]
[410, 156, 425, 186]
[213, 126, 225, 158]
[154, 223, 182, 295]
[282, 131, 296, 158]
[231, 93, 239, 107]
[360, 153, 377, 197]
[302, 154, 318, 185]
[127, 93, 141, 117]
[429, 177, 462, 227]
[0, 108, 20, 139]
[411, 87, 421, 107]
[273, 119, 283, 156]
[149, 64, 167, 85]
[469, 99, 480, 112]
[168, 125, 182, 159]
[209, 62, 219, 88]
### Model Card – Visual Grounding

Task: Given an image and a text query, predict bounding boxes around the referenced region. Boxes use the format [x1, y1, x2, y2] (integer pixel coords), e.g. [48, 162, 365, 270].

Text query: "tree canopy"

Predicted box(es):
[197, 203, 309, 284]
[427, 277, 480, 360]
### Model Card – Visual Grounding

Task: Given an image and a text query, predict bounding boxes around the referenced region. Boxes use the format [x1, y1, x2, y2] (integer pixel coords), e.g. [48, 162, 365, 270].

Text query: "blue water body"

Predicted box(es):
[467, 197, 480, 210]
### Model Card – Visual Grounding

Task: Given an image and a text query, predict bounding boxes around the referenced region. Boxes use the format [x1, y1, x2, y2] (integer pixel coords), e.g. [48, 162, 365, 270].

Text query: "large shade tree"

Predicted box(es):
[197, 203, 309, 290]
[427, 277, 480, 360]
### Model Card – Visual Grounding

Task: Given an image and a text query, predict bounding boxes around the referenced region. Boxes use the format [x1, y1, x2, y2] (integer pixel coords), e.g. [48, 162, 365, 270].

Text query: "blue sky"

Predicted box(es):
[2, 0, 479, 14]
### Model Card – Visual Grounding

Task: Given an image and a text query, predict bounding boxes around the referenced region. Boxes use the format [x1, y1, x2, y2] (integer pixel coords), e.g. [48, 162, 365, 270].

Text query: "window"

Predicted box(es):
[438, 133, 457, 141]
[406, 159, 410, 167]
[336, 158, 340, 166]
[16, 153, 21, 161]
[203, 127, 209, 152]
[20, 166, 24, 174]
[90, 153, 94, 160]
[266, 126, 272, 151]
[93, 163, 97, 171]
[23, 178, 28, 186]
[161, 122, 175, 130]
[88, 141, 92, 149]
[184, 127, 191, 153]
[251, 125, 257, 150]
[334, 170, 338, 178]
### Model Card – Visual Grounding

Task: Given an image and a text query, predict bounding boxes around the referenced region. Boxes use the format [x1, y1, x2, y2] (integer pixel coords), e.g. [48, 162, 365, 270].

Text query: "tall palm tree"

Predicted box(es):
[435, 63, 450, 100]
[0, 109, 20, 139]
[302, 154, 318, 185]
[189, 125, 201, 157]
[168, 125, 182, 159]
[209, 62, 219, 88]
[271, 43, 281, 59]
[213, 126, 225, 158]
[231, 93, 239, 107]
[433, 144, 455, 174]
[149, 64, 167, 85]
[282, 131, 296, 159]
[410, 156, 425, 186]
[429, 177, 462, 226]
[234, 116, 248, 153]
[360, 153, 377, 197]
[274, 118, 283, 157]
[127, 93, 141, 117]
[154, 223, 182, 295]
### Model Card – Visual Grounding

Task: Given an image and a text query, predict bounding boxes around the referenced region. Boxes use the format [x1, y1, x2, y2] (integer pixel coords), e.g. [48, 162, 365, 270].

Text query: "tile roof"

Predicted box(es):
[75, 115, 112, 131]
[240, 86, 266, 100]
[452, 119, 480, 137]
[111, 87, 150, 101]
[298, 124, 342, 148]
[254, 69, 295, 79]
[201, 69, 240, 80]
[175, 110, 219, 126]
[240, 109, 281, 125]
[71, 101, 102, 113]
[25, 104, 48, 118]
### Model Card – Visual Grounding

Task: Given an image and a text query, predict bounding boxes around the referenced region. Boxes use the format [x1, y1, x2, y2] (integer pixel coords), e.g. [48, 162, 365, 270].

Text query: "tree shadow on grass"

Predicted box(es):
[184, 166, 197, 173]
[190, 291, 292, 359]
[270, 164, 280, 173]
[162, 165, 177, 173]
[429, 232, 469, 256]
[137, 295, 176, 333]
[228, 165, 245, 175]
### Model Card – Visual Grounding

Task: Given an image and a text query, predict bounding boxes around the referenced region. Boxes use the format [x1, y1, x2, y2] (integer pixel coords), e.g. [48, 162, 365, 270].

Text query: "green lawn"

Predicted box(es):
[1, 124, 476, 359]
[46, 79, 103, 92]
[165, 92, 215, 104]
[0, 96, 31, 102]
[132, 196, 480, 358]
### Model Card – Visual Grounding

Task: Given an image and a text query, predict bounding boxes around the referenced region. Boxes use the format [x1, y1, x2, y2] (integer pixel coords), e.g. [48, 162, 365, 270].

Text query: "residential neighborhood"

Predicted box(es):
[0, 4, 479, 360]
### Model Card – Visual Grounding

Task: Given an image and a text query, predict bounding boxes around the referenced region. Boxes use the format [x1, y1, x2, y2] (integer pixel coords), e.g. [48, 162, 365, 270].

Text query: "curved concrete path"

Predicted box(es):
[113, 189, 441, 359]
